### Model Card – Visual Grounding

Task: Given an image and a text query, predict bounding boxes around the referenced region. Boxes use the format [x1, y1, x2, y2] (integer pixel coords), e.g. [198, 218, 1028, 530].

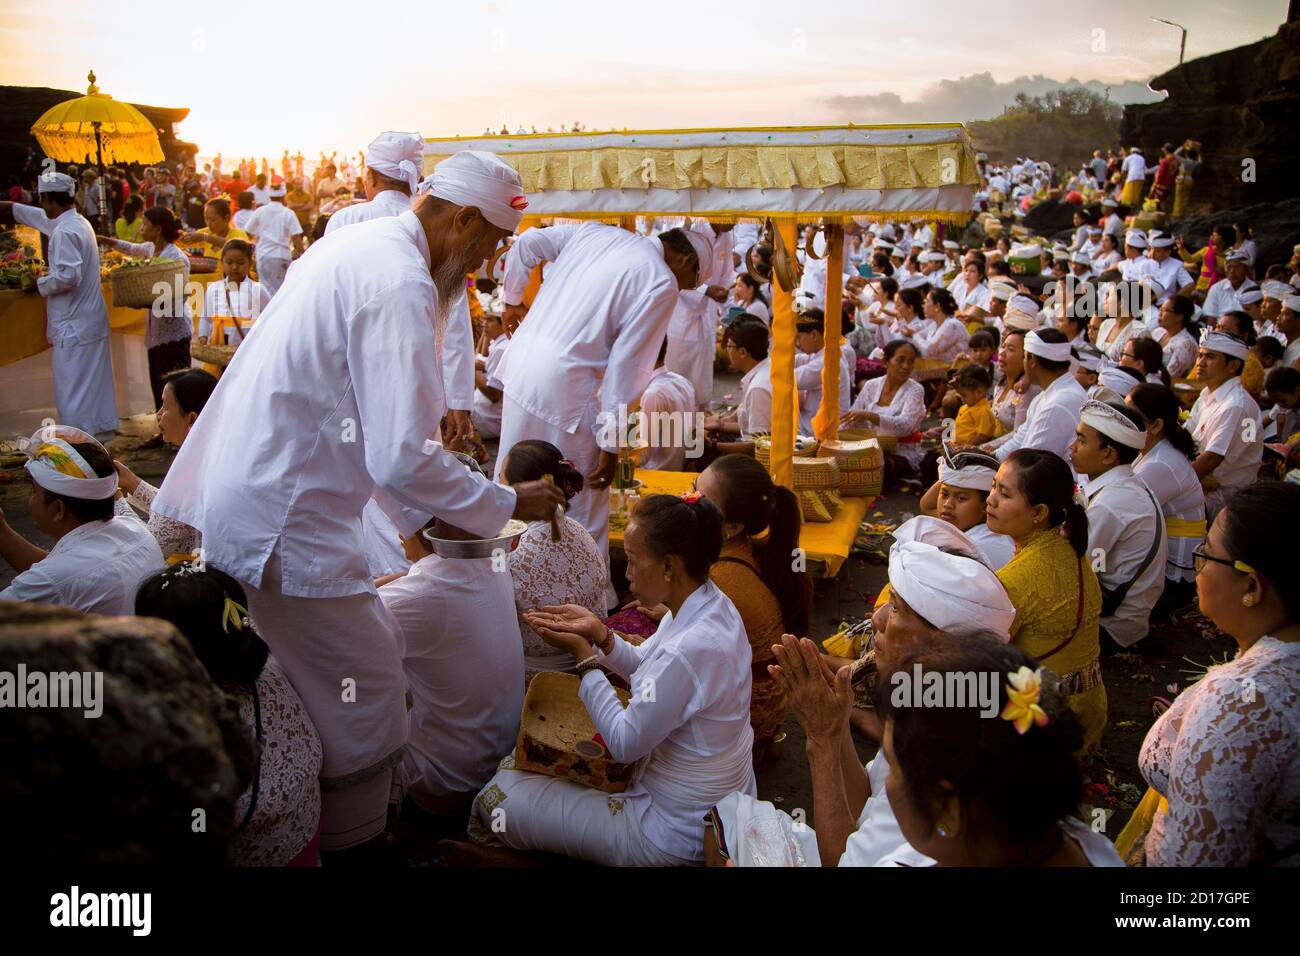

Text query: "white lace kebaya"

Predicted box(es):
[1139, 636, 1300, 866]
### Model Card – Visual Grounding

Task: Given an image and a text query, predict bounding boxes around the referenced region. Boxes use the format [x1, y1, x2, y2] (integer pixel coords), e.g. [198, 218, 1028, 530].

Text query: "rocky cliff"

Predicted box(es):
[1121, 21, 1300, 214]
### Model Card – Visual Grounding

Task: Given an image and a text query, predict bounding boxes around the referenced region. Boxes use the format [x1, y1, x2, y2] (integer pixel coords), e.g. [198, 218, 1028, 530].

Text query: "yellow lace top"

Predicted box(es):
[997, 529, 1101, 678]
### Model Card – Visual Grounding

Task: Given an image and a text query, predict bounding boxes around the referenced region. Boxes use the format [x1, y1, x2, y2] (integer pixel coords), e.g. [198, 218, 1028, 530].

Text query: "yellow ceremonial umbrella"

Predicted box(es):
[30, 70, 166, 220]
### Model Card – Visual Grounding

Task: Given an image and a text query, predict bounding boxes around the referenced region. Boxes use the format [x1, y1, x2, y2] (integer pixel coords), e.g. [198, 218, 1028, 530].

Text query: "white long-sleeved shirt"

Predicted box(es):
[151, 211, 517, 597]
[1202, 277, 1257, 320]
[795, 347, 853, 435]
[1133, 437, 1205, 584]
[994, 372, 1087, 463]
[380, 552, 524, 806]
[913, 315, 969, 361]
[1082, 464, 1167, 647]
[499, 223, 679, 452]
[314, 188, 473, 408]
[1187, 375, 1263, 499]
[322, 189, 411, 234]
[584, 580, 756, 861]
[638, 366, 697, 470]
[1122, 152, 1148, 183]
[849, 376, 926, 436]
[12, 205, 110, 347]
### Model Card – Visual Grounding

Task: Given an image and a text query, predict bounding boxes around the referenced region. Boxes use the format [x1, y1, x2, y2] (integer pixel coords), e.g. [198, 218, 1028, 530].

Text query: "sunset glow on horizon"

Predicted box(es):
[1, 0, 1286, 160]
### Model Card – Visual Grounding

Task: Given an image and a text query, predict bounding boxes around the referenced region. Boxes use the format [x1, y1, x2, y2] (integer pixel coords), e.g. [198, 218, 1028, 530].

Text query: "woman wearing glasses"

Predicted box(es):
[1128, 482, 1300, 865]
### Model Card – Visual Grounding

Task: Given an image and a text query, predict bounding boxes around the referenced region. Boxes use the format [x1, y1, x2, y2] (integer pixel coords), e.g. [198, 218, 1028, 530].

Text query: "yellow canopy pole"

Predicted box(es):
[813, 223, 843, 442]
[769, 217, 799, 490]
[618, 215, 637, 232]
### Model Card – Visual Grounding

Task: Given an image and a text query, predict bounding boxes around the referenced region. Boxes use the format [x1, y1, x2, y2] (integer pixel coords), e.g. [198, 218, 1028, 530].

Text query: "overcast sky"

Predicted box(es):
[0, 0, 1286, 158]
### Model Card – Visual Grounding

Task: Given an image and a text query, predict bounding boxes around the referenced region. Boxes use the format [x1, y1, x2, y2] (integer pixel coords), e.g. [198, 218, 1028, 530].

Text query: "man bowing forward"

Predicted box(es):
[151, 152, 564, 860]
[495, 222, 709, 587]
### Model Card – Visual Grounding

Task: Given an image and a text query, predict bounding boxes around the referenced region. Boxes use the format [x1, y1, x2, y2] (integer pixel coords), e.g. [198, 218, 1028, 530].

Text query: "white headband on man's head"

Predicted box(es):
[1025, 329, 1070, 361]
[22, 424, 118, 500]
[1200, 330, 1250, 361]
[365, 131, 424, 195]
[418, 150, 527, 232]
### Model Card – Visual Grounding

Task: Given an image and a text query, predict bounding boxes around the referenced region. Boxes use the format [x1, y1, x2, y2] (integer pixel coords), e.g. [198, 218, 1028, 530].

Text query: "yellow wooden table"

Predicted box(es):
[608, 469, 873, 578]
[1, 272, 223, 366]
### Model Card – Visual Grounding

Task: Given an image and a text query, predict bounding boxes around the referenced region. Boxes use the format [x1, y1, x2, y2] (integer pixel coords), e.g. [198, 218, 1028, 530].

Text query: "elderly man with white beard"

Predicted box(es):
[150, 151, 565, 861]
[495, 221, 711, 590]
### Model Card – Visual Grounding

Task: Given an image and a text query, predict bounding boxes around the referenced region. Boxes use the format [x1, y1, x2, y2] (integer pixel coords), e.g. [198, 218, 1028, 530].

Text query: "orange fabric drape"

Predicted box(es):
[769, 218, 799, 489]
[813, 224, 843, 442]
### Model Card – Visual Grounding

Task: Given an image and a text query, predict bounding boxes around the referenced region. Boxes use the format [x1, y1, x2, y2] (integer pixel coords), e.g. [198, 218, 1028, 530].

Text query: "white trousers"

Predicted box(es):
[241, 547, 406, 849]
[475, 768, 691, 867]
[52, 336, 118, 436]
[496, 394, 610, 573]
[257, 256, 290, 298]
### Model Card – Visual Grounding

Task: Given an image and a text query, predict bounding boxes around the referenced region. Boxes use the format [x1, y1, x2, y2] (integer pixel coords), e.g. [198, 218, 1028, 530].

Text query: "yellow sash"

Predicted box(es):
[1115, 786, 1168, 859]
[1166, 518, 1207, 539]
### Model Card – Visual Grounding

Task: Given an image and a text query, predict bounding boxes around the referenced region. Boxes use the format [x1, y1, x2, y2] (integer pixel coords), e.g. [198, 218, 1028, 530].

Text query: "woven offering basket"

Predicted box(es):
[189, 342, 237, 368]
[820, 437, 884, 498]
[110, 259, 188, 308]
[754, 434, 819, 469]
[839, 426, 897, 453]
[513, 672, 636, 794]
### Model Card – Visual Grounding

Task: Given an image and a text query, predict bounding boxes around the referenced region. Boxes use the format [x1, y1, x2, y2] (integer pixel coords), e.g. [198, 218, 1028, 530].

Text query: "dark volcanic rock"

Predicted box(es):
[1121, 22, 1300, 214]
[0, 601, 255, 864]
[1170, 197, 1300, 273]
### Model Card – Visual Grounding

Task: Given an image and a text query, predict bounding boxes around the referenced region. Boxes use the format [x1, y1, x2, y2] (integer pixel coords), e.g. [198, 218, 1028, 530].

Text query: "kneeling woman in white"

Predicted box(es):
[473, 493, 756, 865]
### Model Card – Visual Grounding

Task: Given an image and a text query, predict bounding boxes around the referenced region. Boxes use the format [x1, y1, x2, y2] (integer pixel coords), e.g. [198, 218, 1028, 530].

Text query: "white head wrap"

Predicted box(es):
[942, 240, 959, 251]
[268, 184, 286, 198]
[680, 228, 716, 283]
[37, 171, 77, 194]
[1101, 197, 1118, 208]
[1009, 293, 1040, 316]
[1025, 328, 1071, 362]
[988, 281, 1015, 302]
[921, 251, 947, 264]
[1098, 364, 1142, 395]
[1125, 229, 1148, 249]
[1080, 399, 1146, 449]
[1260, 279, 1292, 301]
[1284, 294, 1300, 314]
[888, 517, 1015, 642]
[938, 458, 996, 492]
[1073, 347, 1104, 372]
[418, 150, 527, 232]
[364, 131, 424, 195]
[1237, 286, 1262, 306]
[1147, 231, 1175, 249]
[1070, 251, 1092, 266]
[1224, 249, 1250, 264]
[1004, 308, 1041, 332]
[1200, 330, 1250, 361]
[22, 425, 118, 500]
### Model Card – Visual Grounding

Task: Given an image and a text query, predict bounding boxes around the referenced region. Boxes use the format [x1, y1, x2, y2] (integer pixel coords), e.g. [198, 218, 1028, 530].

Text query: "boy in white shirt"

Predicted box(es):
[470, 310, 509, 439]
[379, 460, 525, 823]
